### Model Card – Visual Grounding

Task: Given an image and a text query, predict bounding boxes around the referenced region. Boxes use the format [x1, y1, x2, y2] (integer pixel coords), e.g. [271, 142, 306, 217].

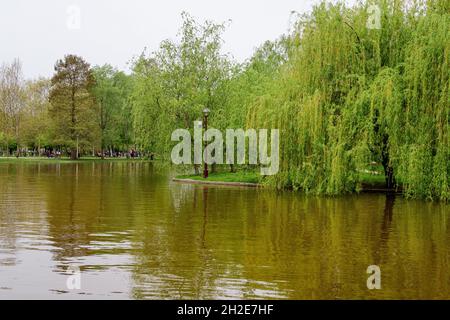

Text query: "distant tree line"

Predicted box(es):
[0, 56, 135, 160]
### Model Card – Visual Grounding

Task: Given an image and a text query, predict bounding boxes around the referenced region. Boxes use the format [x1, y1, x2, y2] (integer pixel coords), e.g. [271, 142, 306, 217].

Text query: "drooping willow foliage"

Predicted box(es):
[248, 0, 449, 200]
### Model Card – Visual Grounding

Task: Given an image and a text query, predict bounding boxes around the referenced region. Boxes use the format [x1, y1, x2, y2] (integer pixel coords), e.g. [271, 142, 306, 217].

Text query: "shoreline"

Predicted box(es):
[172, 177, 260, 188]
[0, 158, 404, 195]
[173, 177, 403, 194]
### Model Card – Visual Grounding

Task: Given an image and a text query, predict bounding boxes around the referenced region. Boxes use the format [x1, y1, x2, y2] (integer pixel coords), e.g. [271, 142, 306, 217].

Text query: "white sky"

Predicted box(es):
[1, 0, 329, 79]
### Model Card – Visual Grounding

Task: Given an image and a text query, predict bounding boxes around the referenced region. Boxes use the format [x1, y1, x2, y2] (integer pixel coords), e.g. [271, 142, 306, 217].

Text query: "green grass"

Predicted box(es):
[176, 170, 260, 184]
[357, 164, 405, 188]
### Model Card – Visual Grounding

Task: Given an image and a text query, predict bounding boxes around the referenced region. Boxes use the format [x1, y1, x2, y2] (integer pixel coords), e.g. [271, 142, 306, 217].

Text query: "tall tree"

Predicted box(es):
[49, 55, 96, 159]
[21, 78, 51, 155]
[0, 59, 25, 155]
[113, 71, 134, 152]
[131, 12, 232, 164]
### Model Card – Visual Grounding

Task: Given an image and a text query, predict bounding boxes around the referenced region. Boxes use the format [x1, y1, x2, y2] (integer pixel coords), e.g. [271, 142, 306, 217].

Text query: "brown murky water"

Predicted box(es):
[0, 161, 449, 299]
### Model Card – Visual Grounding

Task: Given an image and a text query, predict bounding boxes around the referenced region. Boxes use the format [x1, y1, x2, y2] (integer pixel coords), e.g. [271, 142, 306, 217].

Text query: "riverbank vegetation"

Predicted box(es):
[0, 0, 448, 200]
[176, 171, 260, 184]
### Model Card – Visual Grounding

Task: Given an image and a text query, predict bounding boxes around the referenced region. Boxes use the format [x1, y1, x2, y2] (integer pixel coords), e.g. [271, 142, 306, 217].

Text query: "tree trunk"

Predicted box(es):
[381, 140, 395, 190]
[76, 136, 79, 159]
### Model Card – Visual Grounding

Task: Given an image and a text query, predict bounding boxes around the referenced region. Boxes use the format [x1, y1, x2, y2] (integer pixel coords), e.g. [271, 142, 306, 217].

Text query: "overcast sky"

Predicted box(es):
[1, 0, 329, 79]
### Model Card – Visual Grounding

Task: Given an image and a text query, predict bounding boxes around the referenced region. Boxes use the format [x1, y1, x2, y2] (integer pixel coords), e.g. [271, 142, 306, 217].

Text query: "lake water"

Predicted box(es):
[0, 161, 449, 299]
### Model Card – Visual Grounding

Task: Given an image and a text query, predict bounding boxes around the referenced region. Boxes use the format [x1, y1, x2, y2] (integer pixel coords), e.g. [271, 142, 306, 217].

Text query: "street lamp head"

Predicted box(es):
[203, 108, 210, 117]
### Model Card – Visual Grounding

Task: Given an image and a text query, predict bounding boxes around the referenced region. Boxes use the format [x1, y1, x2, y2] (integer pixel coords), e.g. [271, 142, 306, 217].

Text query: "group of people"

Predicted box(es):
[95, 150, 141, 158]
[45, 150, 62, 158]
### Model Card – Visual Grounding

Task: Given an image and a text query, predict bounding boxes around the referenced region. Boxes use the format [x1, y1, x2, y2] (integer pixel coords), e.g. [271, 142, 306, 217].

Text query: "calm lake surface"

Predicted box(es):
[0, 161, 449, 299]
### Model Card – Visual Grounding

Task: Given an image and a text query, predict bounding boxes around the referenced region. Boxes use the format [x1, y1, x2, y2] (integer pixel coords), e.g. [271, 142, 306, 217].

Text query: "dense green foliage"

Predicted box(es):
[177, 170, 260, 184]
[0, 1, 448, 200]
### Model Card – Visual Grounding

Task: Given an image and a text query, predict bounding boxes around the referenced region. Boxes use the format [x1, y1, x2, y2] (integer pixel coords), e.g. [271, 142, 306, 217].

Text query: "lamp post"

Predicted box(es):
[203, 108, 210, 179]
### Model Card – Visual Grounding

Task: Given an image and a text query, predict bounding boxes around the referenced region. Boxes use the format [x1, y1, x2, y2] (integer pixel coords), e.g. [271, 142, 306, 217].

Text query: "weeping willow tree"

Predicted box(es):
[248, 0, 449, 200]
